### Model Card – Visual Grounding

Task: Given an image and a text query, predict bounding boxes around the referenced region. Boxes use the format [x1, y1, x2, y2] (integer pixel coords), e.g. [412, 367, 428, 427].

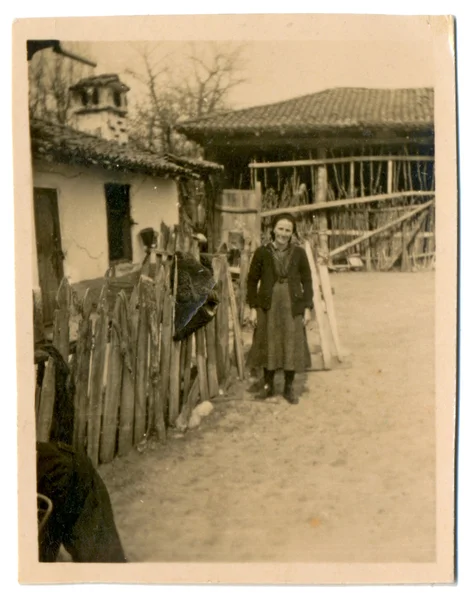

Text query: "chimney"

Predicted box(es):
[69, 74, 130, 144]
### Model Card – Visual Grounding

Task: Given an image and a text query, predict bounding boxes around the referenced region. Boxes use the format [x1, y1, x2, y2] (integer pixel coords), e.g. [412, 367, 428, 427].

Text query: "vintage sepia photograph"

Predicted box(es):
[12, 13, 458, 586]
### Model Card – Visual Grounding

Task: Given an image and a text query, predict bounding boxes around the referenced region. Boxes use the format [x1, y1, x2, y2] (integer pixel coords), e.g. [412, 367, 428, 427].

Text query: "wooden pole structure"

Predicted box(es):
[387, 160, 394, 195]
[315, 148, 329, 255]
[261, 191, 434, 218]
[329, 200, 434, 259]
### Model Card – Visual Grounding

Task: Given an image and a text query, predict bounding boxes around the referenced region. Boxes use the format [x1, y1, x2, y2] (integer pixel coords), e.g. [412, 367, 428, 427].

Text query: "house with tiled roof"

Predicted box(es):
[176, 87, 434, 189]
[31, 74, 222, 323]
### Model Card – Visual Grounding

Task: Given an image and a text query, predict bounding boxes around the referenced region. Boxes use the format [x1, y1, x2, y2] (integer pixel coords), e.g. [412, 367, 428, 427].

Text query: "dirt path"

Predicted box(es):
[100, 271, 435, 563]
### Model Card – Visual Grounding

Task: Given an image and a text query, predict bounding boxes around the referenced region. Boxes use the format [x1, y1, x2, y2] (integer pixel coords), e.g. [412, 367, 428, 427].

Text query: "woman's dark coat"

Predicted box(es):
[246, 244, 314, 317]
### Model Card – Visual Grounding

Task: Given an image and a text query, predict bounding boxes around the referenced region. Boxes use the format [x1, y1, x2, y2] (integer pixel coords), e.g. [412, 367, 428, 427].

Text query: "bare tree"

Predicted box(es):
[28, 42, 95, 124]
[126, 42, 248, 156]
[175, 42, 247, 120]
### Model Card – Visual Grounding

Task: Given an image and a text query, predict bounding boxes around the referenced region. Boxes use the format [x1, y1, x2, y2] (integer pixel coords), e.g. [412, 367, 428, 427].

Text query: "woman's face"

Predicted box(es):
[273, 219, 294, 247]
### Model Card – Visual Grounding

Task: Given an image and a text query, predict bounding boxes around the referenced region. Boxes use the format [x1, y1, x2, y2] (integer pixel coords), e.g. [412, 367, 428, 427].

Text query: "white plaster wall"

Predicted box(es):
[33, 160, 179, 284]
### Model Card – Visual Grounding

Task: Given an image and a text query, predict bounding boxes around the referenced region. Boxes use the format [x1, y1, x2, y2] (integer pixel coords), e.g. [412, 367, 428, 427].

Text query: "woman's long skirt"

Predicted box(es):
[247, 281, 312, 372]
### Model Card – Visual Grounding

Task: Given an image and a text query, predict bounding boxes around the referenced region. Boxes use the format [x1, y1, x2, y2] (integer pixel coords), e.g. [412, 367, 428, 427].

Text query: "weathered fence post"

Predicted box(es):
[118, 291, 136, 456]
[169, 254, 182, 427]
[134, 277, 150, 445]
[87, 284, 108, 467]
[315, 148, 329, 255]
[213, 255, 230, 384]
[73, 289, 93, 450]
[100, 294, 125, 463]
[149, 266, 166, 443]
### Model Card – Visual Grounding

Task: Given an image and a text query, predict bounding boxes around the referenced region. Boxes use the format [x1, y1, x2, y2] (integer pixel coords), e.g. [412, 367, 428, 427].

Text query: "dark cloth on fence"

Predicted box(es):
[246, 243, 313, 318]
[171, 251, 219, 341]
[37, 441, 126, 563]
[247, 281, 312, 372]
[36, 343, 75, 446]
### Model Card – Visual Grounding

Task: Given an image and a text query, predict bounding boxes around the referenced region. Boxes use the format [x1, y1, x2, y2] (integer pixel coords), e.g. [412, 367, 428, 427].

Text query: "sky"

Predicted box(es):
[79, 38, 435, 112]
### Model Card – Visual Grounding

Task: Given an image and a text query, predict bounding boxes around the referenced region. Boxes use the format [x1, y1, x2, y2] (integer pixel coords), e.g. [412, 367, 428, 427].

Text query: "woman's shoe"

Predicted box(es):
[283, 384, 299, 405]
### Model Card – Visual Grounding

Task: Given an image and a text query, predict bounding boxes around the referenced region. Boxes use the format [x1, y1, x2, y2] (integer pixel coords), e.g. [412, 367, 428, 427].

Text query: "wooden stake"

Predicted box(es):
[387, 159, 393, 194]
[175, 375, 200, 432]
[181, 334, 194, 406]
[213, 256, 230, 384]
[195, 328, 209, 401]
[317, 262, 343, 361]
[87, 285, 108, 467]
[73, 289, 93, 450]
[159, 272, 173, 421]
[304, 242, 332, 370]
[168, 255, 182, 426]
[226, 263, 245, 380]
[205, 319, 219, 398]
[118, 291, 136, 455]
[100, 294, 124, 464]
[134, 278, 150, 445]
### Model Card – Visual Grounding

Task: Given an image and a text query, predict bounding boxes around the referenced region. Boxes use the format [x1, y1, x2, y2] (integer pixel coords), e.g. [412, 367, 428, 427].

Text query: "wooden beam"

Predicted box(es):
[261, 191, 434, 218]
[304, 241, 332, 370]
[384, 209, 430, 270]
[249, 155, 434, 170]
[329, 200, 434, 258]
[214, 204, 259, 214]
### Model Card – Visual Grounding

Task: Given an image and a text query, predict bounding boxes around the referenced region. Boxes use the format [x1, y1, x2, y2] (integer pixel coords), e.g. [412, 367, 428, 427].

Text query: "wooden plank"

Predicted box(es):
[238, 247, 250, 324]
[195, 328, 209, 401]
[226, 259, 245, 380]
[168, 338, 182, 427]
[181, 334, 194, 407]
[261, 191, 435, 218]
[87, 285, 108, 467]
[213, 256, 230, 384]
[205, 319, 219, 398]
[118, 291, 136, 456]
[387, 160, 394, 194]
[100, 294, 124, 464]
[175, 375, 200, 432]
[36, 358, 56, 442]
[53, 278, 72, 361]
[33, 288, 46, 345]
[168, 255, 182, 426]
[214, 204, 259, 214]
[73, 289, 93, 450]
[249, 155, 434, 169]
[317, 263, 344, 362]
[159, 273, 173, 420]
[148, 267, 166, 444]
[304, 242, 332, 370]
[315, 148, 329, 254]
[329, 200, 434, 258]
[134, 278, 150, 445]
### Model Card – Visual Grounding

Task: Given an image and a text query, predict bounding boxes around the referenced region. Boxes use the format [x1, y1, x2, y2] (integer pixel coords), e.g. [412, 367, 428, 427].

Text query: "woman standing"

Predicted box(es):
[246, 213, 313, 404]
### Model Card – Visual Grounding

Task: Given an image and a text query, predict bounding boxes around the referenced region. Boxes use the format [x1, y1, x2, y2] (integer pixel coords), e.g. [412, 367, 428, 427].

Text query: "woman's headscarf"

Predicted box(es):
[270, 212, 298, 240]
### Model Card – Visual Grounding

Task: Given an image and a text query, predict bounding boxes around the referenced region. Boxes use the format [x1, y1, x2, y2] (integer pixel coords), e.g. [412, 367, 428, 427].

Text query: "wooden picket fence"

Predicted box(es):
[35, 231, 245, 467]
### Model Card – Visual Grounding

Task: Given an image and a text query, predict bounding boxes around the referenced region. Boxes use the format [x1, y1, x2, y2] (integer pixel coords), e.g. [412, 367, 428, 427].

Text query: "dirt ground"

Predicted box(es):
[99, 271, 435, 563]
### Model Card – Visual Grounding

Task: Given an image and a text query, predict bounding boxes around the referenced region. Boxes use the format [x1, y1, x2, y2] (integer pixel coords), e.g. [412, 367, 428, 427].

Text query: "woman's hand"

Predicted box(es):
[303, 308, 313, 328]
[248, 308, 258, 328]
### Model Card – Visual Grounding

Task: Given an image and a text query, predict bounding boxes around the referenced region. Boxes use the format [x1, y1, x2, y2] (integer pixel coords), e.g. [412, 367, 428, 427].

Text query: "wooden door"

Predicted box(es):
[33, 188, 64, 325]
